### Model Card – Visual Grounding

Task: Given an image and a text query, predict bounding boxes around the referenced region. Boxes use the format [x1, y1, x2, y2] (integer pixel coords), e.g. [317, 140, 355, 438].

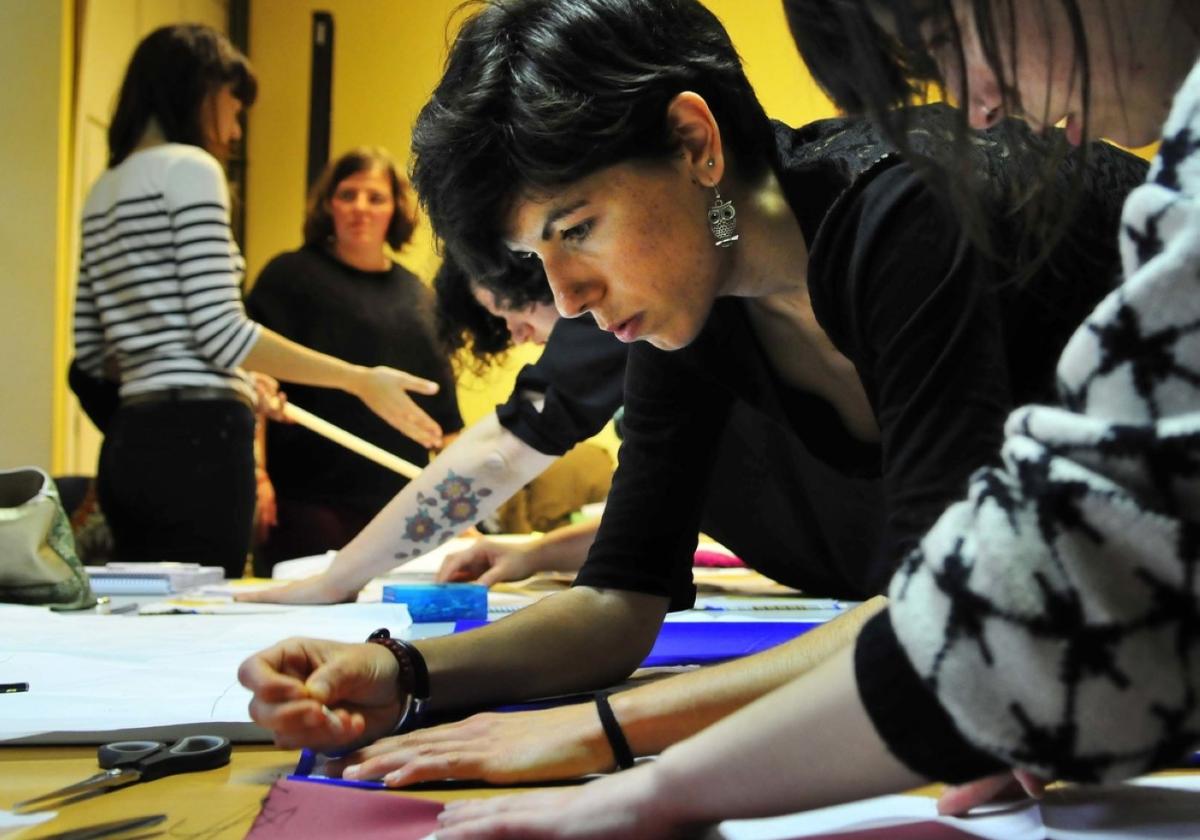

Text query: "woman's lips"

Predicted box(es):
[611, 313, 643, 343]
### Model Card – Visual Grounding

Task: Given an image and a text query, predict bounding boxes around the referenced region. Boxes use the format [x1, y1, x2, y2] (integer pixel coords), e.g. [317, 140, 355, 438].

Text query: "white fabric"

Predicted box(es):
[890, 61, 1200, 782]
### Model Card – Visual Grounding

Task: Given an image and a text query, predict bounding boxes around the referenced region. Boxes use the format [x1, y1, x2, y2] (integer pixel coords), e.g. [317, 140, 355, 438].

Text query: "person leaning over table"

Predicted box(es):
[70, 24, 444, 578]
[432, 254, 885, 595]
[427, 1, 1200, 837]
[237, 0, 1144, 795]
[238, 250, 884, 602]
[244, 148, 463, 575]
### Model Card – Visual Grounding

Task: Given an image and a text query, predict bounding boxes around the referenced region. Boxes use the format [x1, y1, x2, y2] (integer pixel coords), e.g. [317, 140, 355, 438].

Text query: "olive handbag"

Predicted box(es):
[0, 466, 96, 609]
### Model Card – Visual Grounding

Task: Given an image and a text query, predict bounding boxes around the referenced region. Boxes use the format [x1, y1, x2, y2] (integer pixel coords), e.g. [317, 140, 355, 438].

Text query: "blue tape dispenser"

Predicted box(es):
[382, 582, 488, 622]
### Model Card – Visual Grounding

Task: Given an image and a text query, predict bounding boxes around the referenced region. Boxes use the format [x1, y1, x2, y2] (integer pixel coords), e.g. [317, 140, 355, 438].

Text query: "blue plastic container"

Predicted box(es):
[381, 583, 488, 622]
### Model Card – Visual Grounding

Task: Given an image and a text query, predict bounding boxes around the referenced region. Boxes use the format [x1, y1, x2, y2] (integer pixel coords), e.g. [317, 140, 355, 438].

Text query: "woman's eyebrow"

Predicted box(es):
[540, 199, 590, 241]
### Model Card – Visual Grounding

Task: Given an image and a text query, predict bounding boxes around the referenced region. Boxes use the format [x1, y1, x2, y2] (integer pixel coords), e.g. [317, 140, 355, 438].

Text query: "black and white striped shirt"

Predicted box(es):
[73, 143, 260, 398]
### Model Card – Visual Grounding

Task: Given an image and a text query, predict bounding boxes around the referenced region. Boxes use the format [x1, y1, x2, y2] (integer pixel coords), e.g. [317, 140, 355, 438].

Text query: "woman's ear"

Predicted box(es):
[666, 91, 726, 186]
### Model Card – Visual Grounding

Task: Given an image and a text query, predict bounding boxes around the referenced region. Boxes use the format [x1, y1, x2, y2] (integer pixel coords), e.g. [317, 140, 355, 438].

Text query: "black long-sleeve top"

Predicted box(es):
[574, 114, 1143, 608]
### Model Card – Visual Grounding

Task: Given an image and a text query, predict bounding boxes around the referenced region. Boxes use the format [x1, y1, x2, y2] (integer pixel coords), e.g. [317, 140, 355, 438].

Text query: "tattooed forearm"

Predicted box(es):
[398, 471, 495, 558]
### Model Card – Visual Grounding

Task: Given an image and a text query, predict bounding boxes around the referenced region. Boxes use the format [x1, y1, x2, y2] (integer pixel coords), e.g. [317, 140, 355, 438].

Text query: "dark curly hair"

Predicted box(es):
[108, 24, 257, 166]
[303, 147, 418, 251]
[411, 0, 774, 282]
[435, 253, 554, 373]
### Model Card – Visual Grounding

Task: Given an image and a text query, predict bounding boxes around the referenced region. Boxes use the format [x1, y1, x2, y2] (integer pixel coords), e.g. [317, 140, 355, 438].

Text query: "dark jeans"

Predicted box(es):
[253, 498, 375, 577]
[98, 399, 255, 578]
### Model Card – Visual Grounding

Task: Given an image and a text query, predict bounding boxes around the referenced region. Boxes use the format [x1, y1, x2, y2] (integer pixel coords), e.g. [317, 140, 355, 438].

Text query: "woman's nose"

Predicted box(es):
[967, 71, 1004, 129]
[551, 281, 596, 318]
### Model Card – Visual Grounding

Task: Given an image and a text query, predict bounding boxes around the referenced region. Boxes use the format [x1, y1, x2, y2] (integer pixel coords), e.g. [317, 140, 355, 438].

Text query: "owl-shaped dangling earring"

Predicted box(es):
[708, 184, 739, 247]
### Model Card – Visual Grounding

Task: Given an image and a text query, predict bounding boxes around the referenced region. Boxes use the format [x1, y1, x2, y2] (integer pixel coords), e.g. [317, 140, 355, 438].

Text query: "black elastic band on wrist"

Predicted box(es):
[594, 692, 635, 770]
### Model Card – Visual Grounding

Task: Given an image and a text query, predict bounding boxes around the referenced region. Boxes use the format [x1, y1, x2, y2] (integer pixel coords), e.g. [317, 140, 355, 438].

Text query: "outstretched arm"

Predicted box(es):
[242, 327, 443, 448]
[327, 596, 887, 786]
[238, 411, 556, 603]
[433, 636, 924, 839]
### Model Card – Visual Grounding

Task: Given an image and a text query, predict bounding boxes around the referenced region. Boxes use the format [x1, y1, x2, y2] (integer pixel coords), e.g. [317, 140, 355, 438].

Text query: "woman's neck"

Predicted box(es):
[133, 119, 167, 153]
[716, 168, 810, 303]
[332, 242, 391, 273]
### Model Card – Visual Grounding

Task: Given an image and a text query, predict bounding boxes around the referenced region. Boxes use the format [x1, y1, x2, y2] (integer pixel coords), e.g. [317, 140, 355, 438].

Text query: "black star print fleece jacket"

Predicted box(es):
[855, 60, 1200, 785]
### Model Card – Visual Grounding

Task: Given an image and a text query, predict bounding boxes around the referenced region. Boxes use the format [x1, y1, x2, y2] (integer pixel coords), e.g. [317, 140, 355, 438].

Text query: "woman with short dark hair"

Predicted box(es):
[424, 1, 1200, 836]
[73, 25, 444, 576]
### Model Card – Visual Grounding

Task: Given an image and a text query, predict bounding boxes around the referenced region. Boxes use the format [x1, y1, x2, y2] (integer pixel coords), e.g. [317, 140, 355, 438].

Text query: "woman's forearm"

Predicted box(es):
[321, 413, 556, 596]
[522, 519, 603, 573]
[650, 635, 924, 825]
[611, 595, 888, 756]
[242, 327, 371, 394]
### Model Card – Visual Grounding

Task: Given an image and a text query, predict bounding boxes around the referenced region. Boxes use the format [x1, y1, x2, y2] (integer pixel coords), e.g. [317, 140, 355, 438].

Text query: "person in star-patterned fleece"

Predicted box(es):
[421, 3, 1200, 838]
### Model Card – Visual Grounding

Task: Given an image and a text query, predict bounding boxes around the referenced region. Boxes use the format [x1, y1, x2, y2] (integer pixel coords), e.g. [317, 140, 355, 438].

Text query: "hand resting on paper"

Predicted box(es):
[433, 764, 674, 840]
[325, 702, 615, 786]
[237, 637, 403, 750]
[235, 571, 360, 605]
[436, 538, 547, 586]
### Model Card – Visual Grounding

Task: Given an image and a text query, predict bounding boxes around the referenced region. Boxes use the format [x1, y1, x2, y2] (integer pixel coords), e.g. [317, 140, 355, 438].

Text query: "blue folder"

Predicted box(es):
[453, 620, 819, 667]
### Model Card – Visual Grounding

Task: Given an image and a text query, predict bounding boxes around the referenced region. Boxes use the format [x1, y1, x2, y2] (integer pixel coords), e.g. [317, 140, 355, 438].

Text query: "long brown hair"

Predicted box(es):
[108, 24, 257, 167]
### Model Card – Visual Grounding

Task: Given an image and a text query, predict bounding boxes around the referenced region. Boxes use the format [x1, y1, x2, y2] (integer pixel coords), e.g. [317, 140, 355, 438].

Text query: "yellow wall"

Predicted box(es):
[243, 0, 838, 439]
[0, 0, 74, 471]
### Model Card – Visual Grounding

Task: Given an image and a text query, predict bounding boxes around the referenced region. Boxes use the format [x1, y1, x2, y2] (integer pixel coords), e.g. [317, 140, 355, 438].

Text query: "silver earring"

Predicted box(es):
[707, 183, 739, 248]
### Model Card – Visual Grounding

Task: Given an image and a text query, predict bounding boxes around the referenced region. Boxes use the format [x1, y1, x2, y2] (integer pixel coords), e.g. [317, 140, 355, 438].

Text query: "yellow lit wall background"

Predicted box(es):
[5, 0, 1153, 471]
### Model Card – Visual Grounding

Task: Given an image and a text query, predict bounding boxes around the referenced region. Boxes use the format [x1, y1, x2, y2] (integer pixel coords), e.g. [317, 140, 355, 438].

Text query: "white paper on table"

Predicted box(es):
[0, 601, 411, 745]
[713, 775, 1200, 839]
[0, 807, 55, 838]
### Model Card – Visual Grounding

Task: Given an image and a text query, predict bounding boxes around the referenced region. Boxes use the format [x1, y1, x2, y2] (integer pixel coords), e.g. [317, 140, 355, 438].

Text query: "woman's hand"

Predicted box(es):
[253, 469, 278, 544]
[237, 637, 403, 751]
[434, 762, 686, 839]
[936, 769, 1047, 816]
[249, 371, 288, 421]
[324, 702, 613, 786]
[234, 572, 359, 605]
[351, 366, 443, 449]
[436, 538, 540, 585]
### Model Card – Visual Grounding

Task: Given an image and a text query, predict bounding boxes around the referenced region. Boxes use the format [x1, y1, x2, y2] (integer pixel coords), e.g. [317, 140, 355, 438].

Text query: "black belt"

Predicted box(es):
[122, 387, 253, 411]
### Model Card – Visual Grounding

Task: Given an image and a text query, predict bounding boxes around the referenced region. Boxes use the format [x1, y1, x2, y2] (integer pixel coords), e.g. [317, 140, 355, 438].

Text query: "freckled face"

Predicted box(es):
[504, 159, 726, 351]
[471, 285, 559, 346]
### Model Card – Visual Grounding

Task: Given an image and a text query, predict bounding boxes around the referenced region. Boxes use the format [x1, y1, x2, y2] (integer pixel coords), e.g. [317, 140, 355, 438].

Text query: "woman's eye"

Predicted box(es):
[369, 193, 390, 205]
[926, 30, 951, 51]
[561, 220, 593, 243]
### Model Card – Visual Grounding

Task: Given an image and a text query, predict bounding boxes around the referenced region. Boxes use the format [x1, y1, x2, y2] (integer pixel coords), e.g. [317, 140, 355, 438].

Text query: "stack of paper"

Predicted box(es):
[85, 562, 224, 595]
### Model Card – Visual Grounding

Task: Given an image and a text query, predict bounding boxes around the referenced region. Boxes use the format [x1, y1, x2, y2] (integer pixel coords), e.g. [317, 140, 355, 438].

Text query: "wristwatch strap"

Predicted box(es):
[367, 627, 430, 731]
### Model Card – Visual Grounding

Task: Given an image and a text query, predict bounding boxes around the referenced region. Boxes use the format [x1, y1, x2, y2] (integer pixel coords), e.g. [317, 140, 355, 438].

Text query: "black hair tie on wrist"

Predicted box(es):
[594, 692, 635, 770]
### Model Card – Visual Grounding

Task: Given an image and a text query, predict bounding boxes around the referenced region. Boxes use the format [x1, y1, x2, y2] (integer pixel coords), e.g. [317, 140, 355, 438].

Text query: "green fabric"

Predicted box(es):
[0, 467, 96, 610]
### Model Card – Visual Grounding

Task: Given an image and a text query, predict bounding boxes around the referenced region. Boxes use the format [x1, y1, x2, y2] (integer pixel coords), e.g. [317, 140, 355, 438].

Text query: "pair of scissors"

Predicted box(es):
[14, 734, 232, 811]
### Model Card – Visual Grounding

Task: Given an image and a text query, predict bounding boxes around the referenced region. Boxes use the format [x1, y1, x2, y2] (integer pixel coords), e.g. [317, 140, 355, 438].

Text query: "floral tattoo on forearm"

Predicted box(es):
[395, 471, 493, 559]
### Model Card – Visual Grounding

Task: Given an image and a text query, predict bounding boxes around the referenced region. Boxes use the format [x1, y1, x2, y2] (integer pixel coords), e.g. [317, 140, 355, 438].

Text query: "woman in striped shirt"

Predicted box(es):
[73, 24, 444, 577]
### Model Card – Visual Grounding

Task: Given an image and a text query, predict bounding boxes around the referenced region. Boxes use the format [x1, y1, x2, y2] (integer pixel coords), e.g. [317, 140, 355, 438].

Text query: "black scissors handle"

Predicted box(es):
[98, 740, 163, 769]
[99, 735, 232, 782]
